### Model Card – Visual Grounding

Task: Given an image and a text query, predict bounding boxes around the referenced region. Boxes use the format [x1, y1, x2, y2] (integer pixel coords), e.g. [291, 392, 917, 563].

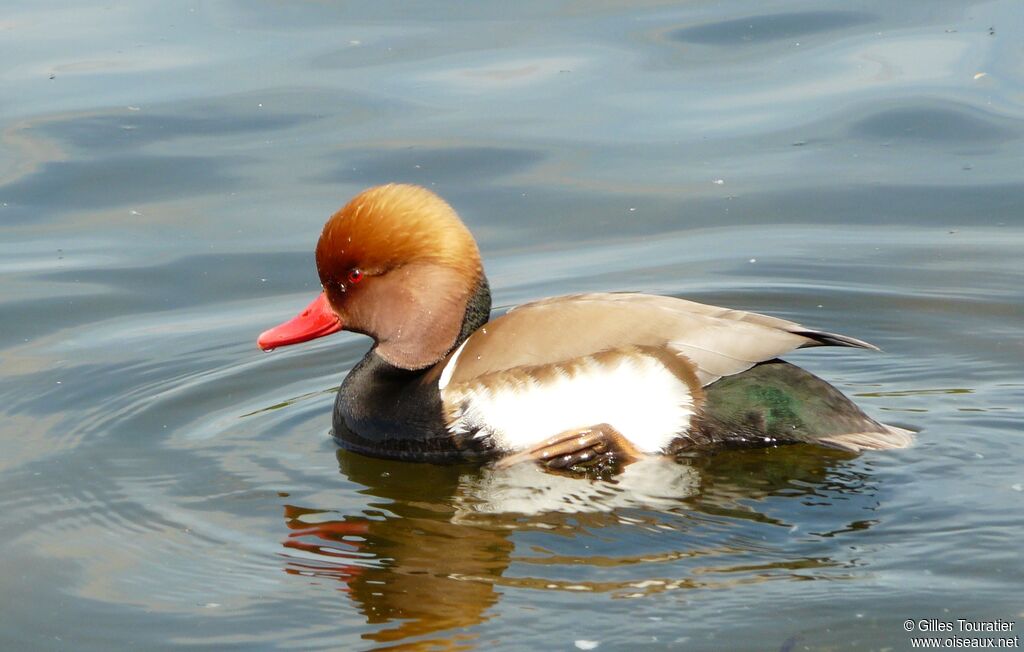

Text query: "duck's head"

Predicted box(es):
[257, 184, 487, 369]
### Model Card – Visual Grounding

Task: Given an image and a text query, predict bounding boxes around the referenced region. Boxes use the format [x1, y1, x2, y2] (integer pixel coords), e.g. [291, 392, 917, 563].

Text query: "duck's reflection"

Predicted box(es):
[281, 446, 877, 646]
[282, 458, 509, 645]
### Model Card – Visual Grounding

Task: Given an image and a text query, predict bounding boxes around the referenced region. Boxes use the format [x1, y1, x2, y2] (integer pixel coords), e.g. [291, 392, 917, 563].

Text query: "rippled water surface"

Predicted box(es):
[2, 1, 1022, 650]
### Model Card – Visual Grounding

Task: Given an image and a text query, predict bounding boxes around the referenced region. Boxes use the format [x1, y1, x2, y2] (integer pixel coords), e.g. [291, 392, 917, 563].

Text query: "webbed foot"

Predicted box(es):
[496, 423, 645, 473]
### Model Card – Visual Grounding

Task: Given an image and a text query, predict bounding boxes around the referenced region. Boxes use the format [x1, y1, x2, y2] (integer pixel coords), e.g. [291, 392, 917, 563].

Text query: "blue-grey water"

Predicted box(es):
[2, 1, 1022, 650]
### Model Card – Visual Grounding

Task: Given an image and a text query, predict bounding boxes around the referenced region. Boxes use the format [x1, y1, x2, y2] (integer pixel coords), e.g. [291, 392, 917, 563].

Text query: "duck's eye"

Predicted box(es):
[347, 268, 364, 284]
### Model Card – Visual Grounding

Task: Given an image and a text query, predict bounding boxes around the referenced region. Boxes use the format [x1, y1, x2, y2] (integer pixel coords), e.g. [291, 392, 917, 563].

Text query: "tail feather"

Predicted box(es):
[817, 424, 914, 452]
[797, 329, 881, 352]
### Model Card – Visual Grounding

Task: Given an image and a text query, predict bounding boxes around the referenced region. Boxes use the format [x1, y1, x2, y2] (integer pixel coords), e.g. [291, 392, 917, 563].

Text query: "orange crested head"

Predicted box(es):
[260, 184, 488, 367]
[315, 183, 482, 293]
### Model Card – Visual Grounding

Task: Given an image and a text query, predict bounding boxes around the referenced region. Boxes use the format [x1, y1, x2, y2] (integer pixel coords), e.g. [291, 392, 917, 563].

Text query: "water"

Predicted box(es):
[2, 1, 1022, 650]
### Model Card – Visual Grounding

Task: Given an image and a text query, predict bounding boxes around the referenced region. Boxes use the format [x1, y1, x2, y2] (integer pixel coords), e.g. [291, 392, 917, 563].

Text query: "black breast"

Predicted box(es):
[332, 276, 494, 462]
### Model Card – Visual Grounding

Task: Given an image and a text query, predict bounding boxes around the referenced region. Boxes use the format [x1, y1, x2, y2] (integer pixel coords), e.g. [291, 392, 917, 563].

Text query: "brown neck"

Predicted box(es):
[366, 266, 491, 370]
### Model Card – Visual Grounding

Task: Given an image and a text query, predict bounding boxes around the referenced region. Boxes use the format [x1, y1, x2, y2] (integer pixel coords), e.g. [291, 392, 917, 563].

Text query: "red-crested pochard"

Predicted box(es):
[258, 184, 912, 469]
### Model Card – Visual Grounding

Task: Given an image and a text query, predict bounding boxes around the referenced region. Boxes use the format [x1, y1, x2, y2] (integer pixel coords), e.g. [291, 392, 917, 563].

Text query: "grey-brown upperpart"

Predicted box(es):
[444, 292, 878, 387]
[438, 292, 912, 453]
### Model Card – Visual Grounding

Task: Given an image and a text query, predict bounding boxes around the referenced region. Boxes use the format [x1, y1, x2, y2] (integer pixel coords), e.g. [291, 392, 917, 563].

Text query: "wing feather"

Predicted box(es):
[447, 293, 876, 387]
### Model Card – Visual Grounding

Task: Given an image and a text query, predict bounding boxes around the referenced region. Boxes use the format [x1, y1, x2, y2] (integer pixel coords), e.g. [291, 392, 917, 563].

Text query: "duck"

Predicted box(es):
[258, 184, 912, 470]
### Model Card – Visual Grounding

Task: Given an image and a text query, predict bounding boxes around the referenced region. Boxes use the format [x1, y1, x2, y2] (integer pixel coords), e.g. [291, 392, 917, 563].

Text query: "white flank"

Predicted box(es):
[446, 353, 695, 453]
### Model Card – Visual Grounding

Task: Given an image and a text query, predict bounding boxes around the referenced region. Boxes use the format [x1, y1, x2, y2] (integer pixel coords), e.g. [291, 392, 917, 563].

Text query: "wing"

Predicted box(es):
[444, 293, 876, 387]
